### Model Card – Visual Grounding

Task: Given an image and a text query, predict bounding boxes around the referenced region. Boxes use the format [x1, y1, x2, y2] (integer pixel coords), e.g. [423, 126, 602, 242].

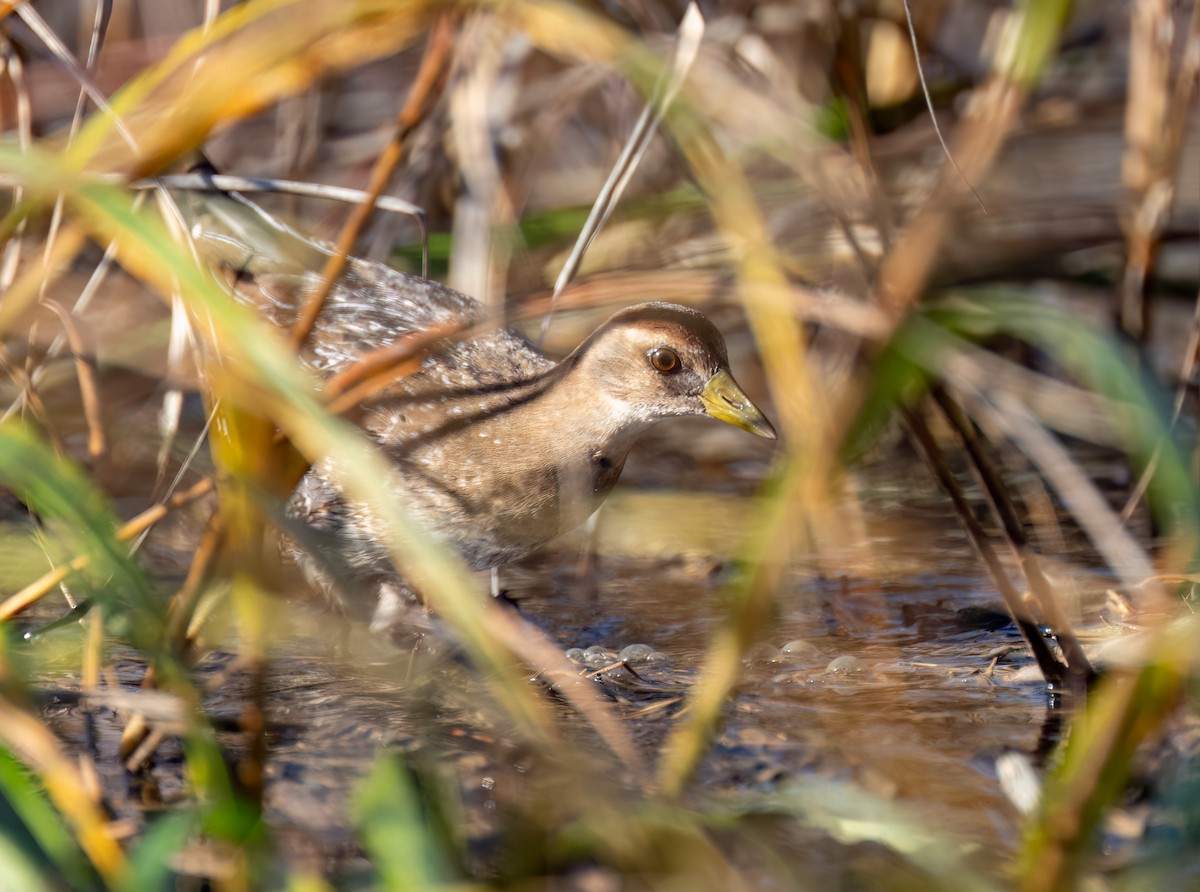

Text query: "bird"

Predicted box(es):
[178, 183, 777, 633]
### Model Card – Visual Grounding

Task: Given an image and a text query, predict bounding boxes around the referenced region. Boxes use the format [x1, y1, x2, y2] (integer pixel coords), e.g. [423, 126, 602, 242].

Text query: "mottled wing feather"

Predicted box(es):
[238, 260, 481, 374]
[185, 192, 567, 624]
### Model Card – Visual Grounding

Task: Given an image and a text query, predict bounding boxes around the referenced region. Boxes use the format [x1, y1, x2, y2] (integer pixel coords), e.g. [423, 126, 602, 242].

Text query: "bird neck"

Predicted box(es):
[537, 357, 650, 463]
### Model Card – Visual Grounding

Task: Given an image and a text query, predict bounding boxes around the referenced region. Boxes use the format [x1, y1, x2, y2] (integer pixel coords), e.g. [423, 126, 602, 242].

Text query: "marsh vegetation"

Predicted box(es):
[0, 0, 1198, 889]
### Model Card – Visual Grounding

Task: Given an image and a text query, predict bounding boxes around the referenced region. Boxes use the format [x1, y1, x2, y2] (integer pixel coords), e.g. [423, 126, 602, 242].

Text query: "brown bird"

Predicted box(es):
[182, 185, 776, 632]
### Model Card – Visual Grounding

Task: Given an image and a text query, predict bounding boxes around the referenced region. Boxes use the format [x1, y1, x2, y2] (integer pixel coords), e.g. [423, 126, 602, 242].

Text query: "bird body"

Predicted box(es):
[182, 186, 775, 629]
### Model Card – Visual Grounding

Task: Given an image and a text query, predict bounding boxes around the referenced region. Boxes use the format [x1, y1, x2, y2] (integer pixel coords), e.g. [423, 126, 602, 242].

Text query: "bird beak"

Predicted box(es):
[701, 369, 777, 440]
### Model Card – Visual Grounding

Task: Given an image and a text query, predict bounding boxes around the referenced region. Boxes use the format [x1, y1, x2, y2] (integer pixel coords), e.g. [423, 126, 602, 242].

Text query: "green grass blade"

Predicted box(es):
[117, 813, 198, 892]
[0, 747, 98, 890]
[353, 752, 456, 892]
[0, 831, 55, 892]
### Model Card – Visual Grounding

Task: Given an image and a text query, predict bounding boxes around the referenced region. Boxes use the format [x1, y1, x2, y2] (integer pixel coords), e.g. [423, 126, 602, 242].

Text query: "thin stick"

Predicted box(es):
[165, 513, 228, 651]
[290, 17, 455, 348]
[144, 173, 426, 223]
[324, 320, 465, 413]
[39, 299, 106, 458]
[0, 477, 214, 621]
[13, 3, 137, 152]
[904, 409, 1067, 689]
[950, 363, 1161, 599]
[539, 2, 705, 344]
[119, 513, 227, 766]
[933, 389, 1094, 689]
[0, 36, 32, 290]
[901, 0, 987, 213]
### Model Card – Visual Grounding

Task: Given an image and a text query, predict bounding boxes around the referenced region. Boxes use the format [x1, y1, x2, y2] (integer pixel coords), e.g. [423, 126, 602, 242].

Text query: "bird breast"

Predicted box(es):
[354, 383, 629, 569]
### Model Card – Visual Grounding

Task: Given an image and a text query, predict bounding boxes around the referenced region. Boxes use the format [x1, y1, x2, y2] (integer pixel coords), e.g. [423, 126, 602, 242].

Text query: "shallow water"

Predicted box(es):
[19, 446, 1135, 884]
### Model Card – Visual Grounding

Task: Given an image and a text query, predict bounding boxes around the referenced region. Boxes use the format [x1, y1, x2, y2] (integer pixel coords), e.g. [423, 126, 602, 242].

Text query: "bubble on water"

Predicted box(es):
[825, 655, 866, 675]
[745, 642, 783, 665]
[619, 643, 657, 664]
[780, 639, 820, 662]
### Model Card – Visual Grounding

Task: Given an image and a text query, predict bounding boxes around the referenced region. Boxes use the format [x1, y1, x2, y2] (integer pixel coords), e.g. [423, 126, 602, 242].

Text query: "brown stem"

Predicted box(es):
[39, 298, 106, 458]
[0, 477, 214, 621]
[290, 17, 456, 349]
[932, 388, 1095, 691]
[904, 407, 1068, 689]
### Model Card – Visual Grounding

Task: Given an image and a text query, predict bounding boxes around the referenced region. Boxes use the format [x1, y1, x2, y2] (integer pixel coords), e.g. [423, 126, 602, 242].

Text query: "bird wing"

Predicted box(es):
[170, 182, 488, 375]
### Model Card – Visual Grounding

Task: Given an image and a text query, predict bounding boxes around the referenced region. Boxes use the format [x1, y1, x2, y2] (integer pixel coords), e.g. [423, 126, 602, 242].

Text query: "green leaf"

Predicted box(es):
[353, 752, 455, 892]
[118, 812, 197, 892]
[0, 747, 98, 890]
[752, 778, 1004, 892]
[0, 830, 55, 892]
[0, 422, 160, 648]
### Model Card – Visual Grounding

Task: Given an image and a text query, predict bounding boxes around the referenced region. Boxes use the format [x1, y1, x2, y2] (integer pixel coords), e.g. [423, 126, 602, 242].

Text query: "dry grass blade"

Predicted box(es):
[0, 477, 214, 622]
[640, 160, 814, 794]
[636, 11, 858, 792]
[539, 3, 704, 342]
[0, 700, 124, 880]
[948, 358, 1159, 597]
[1119, 0, 1169, 338]
[153, 294, 195, 493]
[0, 225, 88, 337]
[904, 408, 1067, 687]
[1119, 0, 1199, 339]
[900, 0, 986, 214]
[13, 2, 137, 152]
[66, 0, 443, 177]
[932, 390, 1094, 689]
[444, 13, 524, 307]
[144, 174, 426, 220]
[38, 299, 106, 458]
[555, 274, 891, 341]
[82, 606, 103, 693]
[876, 1, 1071, 319]
[324, 320, 464, 414]
[2, 235, 122, 423]
[291, 15, 455, 348]
[656, 488, 795, 798]
[33, 0, 110, 343]
[165, 513, 228, 653]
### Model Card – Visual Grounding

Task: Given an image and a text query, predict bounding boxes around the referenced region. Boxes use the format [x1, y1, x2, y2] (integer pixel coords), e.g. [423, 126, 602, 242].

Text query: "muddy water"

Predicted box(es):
[521, 516, 1057, 853]
[22, 447, 1123, 882]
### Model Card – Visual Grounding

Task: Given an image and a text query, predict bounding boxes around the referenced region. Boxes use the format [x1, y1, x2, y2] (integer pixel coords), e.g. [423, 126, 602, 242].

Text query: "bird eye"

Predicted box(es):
[648, 347, 680, 373]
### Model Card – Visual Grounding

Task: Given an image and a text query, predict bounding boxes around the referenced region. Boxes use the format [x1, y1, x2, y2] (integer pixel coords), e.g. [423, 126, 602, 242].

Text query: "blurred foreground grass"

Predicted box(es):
[0, 0, 1199, 889]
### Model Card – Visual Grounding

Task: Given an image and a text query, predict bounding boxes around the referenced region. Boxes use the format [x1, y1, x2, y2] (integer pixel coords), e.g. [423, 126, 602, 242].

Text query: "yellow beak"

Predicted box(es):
[700, 369, 777, 440]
